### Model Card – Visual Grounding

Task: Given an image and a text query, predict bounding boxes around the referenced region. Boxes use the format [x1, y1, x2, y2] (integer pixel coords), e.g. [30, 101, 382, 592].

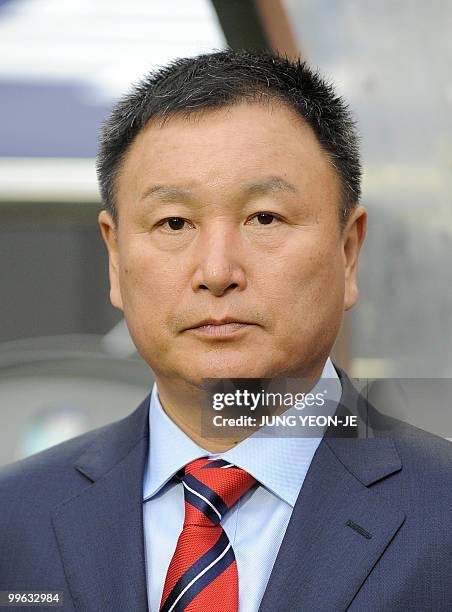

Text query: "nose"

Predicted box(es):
[191, 224, 247, 297]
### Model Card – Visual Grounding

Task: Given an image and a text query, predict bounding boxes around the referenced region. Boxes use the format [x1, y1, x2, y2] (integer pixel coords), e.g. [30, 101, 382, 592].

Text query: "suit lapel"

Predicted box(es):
[52, 396, 151, 612]
[258, 369, 406, 612]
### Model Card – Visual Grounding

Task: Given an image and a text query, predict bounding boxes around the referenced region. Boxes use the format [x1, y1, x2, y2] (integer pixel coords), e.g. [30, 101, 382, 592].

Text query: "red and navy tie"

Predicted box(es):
[159, 457, 257, 612]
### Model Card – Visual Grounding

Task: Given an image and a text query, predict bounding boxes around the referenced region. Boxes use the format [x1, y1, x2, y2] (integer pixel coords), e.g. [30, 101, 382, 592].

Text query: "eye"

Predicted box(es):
[247, 212, 283, 226]
[156, 217, 191, 231]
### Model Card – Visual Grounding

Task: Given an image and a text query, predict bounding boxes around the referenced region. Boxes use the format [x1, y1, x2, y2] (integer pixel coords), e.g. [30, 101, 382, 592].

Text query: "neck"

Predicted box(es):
[154, 377, 241, 452]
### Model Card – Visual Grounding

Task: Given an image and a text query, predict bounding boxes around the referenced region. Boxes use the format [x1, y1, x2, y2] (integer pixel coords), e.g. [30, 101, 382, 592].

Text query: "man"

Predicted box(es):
[1, 50, 452, 611]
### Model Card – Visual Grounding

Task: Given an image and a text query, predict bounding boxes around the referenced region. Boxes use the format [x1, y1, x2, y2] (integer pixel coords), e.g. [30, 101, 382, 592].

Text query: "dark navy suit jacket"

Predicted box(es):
[1, 368, 452, 611]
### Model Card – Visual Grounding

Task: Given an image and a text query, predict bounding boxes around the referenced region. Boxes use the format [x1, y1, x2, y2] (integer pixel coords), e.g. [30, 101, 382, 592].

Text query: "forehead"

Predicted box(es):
[116, 101, 341, 208]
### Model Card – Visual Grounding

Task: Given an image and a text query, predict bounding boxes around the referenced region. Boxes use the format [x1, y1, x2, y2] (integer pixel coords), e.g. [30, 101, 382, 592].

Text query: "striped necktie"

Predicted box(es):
[159, 457, 257, 612]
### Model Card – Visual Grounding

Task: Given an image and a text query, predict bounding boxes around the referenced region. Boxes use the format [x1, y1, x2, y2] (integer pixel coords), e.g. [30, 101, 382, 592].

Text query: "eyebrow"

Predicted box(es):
[141, 176, 299, 204]
[242, 176, 299, 197]
[142, 184, 194, 202]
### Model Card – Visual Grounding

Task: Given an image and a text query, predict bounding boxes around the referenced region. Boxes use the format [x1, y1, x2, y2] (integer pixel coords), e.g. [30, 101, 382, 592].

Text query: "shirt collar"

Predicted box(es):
[143, 357, 341, 507]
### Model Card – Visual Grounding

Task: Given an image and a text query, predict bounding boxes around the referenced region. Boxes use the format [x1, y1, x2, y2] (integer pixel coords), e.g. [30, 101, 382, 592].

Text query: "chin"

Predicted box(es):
[185, 357, 274, 382]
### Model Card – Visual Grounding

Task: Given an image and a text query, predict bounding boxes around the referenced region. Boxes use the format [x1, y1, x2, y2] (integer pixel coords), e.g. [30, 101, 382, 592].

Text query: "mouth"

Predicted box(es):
[185, 318, 253, 338]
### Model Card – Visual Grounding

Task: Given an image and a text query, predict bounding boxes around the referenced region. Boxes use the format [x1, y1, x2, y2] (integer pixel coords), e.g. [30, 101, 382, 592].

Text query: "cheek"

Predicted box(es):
[267, 243, 345, 319]
[118, 247, 180, 323]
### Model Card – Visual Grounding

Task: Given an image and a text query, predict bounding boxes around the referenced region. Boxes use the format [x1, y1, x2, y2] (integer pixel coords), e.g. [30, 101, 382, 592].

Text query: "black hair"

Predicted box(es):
[97, 49, 361, 226]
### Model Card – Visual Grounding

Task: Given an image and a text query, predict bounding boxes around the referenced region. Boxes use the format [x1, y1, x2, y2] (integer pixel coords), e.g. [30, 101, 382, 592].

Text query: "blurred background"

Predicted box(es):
[1, 0, 451, 464]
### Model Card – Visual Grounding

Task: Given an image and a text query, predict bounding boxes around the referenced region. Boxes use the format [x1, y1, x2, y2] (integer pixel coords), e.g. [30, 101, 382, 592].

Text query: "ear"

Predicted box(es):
[98, 209, 124, 311]
[342, 205, 367, 311]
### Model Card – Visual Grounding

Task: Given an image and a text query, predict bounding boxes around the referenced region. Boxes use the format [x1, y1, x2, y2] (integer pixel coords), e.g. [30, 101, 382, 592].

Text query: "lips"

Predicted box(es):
[188, 321, 251, 337]
[190, 317, 250, 329]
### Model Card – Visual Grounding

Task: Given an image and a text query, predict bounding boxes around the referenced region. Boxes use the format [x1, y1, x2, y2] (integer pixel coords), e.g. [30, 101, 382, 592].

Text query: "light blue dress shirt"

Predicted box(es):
[143, 358, 342, 612]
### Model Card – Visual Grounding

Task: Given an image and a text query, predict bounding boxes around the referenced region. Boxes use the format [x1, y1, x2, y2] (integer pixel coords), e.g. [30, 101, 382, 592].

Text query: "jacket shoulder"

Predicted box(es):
[372, 409, 452, 472]
[0, 396, 149, 509]
[0, 423, 109, 506]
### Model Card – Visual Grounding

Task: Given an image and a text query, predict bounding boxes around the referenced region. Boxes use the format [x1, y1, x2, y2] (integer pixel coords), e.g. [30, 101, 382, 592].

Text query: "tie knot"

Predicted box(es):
[180, 457, 256, 526]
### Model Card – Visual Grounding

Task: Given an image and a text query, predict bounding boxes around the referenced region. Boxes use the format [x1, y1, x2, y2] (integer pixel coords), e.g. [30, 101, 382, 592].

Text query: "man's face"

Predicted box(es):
[99, 102, 366, 387]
